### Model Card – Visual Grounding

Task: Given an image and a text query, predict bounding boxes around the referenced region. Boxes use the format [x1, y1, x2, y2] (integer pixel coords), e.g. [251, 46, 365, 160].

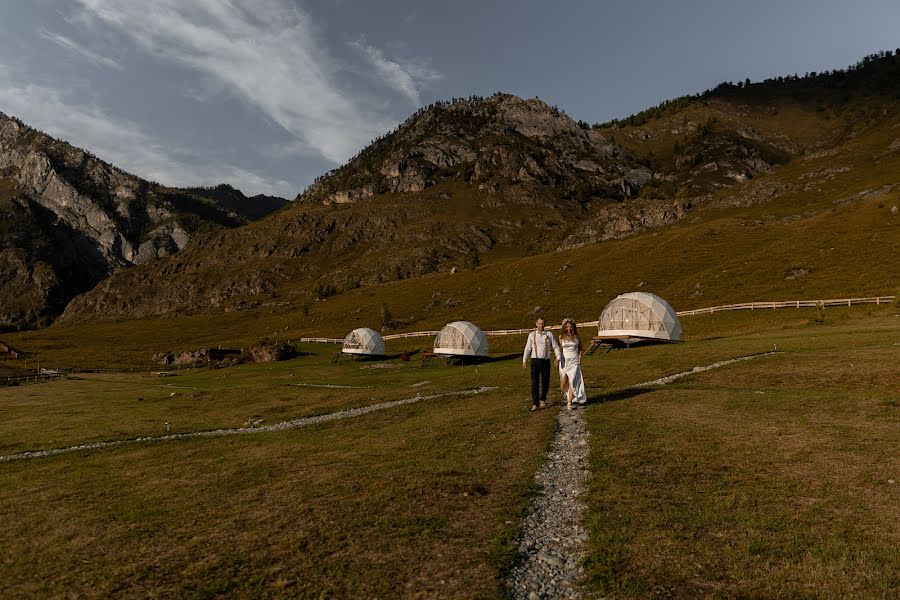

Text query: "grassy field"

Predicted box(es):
[583, 313, 899, 598]
[1, 307, 897, 597]
[0, 352, 557, 598]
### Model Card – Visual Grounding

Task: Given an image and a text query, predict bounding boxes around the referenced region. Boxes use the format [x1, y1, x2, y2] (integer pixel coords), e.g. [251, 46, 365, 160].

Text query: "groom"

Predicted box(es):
[522, 317, 561, 411]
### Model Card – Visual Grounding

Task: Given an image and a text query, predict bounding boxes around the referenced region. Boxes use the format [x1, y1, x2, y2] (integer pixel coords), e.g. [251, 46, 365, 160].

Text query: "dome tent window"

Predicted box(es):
[596, 292, 682, 346]
[342, 328, 385, 356]
[433, 321, 488, 357]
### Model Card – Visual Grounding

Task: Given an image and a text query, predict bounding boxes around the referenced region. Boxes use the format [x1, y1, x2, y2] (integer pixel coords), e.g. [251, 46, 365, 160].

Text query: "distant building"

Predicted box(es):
[342, 328, 386, 356]
[434, 321, 489, 358]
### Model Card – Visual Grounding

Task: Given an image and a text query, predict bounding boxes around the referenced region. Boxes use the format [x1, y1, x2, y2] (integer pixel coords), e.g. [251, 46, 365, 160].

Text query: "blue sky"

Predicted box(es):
[1, 1, 898, 198]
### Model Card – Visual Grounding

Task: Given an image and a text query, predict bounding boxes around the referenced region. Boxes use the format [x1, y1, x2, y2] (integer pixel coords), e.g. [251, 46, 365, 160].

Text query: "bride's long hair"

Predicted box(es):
[559, 318, 580, 348]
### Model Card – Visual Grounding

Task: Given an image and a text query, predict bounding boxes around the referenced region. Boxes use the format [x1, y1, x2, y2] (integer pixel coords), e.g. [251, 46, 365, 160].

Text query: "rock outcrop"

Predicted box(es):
[0, 112, 287, 330]
[300, 94, 642, 206]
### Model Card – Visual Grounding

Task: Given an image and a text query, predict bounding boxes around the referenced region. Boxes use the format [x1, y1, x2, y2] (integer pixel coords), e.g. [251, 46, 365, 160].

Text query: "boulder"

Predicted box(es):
[173, 349, 207, 365]
[250, 342, 296, 363]
[152, 351, 175, 366]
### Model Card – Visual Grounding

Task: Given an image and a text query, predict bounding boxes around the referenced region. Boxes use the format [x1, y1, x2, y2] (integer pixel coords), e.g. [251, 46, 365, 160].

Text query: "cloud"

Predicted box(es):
[349, 38, 441, 106]
[38, 28, 122, 70]
[0, 66, 295, 198]
[72, 0, 392, 164]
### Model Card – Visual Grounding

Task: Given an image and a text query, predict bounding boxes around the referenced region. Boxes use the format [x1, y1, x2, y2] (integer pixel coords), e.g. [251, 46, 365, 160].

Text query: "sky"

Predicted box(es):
[1, 1, 898, 198]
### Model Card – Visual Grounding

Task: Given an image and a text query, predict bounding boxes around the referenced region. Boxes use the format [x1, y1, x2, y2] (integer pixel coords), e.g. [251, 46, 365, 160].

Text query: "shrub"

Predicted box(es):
[316, 281, 336, 300]
[811, 305, 827, 325]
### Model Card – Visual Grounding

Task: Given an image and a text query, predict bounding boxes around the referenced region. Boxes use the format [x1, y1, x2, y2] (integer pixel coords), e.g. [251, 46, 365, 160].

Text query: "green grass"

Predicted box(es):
[0, 354, 556, 598]
[0, 346, 508, 454]
[582, 315, 899, 598]
[1, 310, 897, 597]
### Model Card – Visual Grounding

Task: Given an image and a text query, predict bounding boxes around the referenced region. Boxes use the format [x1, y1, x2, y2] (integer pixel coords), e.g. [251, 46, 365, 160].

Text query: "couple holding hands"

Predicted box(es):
[522, 316, 587, 411]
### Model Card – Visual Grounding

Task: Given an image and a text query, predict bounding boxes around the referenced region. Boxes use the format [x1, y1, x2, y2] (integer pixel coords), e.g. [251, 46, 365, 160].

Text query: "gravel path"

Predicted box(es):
[506, 351, 777, 599]
[633, 351, 778, 387]
[507, 408, 590, 600]
[0, 386, 496, 463]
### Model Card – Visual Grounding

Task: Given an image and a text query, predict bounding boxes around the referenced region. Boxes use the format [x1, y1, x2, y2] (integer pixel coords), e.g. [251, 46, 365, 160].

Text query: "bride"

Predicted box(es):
[558, 318, 587, 409]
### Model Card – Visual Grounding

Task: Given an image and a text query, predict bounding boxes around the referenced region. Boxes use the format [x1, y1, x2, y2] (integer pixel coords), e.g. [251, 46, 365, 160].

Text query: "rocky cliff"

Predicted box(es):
[0, 113, 286, 329]
[301, 94, 644, 205]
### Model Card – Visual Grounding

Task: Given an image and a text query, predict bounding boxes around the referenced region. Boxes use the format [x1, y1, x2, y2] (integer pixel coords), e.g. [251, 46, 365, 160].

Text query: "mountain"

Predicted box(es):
[184, 184, 289, 221]
[0, 113, 287, 330]
[36, 52, 900, 326]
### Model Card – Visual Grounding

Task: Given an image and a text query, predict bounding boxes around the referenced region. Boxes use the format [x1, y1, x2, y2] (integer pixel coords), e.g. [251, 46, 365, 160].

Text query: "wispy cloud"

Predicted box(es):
[38, 28, 122, 70]
[72, 0, 392, 164]
[0, 66, 295, 197]
[349, 38, 441, 106]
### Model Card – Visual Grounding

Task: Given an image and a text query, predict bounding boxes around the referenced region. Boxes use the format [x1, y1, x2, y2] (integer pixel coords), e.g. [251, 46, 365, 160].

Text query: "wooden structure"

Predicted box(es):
[586, 335, 681, 355]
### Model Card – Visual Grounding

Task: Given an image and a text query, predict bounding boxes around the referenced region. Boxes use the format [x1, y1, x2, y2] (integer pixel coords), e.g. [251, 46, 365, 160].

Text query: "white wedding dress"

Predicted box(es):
[558, 337, 586, 404]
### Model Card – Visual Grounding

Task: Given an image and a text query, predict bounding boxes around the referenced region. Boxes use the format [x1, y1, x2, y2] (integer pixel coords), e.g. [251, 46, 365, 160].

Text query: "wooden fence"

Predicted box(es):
[675, 295, 895, 316]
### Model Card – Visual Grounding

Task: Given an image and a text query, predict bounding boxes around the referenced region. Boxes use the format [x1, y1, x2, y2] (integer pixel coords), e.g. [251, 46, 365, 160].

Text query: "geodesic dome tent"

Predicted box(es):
[342, 327, 385, 356]
[597, 292, 682, 344]
[433, 321, 489, 357]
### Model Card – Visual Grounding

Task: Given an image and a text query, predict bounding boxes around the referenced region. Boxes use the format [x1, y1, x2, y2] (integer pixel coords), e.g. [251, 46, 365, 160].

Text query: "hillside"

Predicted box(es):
[184, 184, 289, 221]
[0, 114, 287, 330]
[7, 51, 895, 330]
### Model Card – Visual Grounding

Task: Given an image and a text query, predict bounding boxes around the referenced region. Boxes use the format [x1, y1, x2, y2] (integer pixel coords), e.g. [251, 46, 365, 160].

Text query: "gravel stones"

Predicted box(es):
[634, 351, 776, 387]
[0, 386, 497, 463]
[507, 409, 591, 599]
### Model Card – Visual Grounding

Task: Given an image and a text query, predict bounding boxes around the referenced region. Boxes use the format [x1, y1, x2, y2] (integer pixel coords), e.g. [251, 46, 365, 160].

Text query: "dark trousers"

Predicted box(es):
[530, 358, 551, 406]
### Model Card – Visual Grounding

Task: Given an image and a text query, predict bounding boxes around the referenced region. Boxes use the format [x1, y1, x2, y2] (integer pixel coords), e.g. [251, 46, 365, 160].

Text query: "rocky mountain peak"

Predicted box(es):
[299, 93, 633, 205]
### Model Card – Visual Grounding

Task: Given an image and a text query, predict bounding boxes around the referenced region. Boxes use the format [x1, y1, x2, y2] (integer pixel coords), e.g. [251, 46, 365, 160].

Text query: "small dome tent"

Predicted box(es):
[342, 327, 385, 356]
[597, 292, 682, 344]
[433, 321, 489, 357]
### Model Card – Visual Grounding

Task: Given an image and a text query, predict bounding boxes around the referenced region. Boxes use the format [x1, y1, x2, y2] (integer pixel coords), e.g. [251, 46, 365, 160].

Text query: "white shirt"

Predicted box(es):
[523, 329, 561, 363]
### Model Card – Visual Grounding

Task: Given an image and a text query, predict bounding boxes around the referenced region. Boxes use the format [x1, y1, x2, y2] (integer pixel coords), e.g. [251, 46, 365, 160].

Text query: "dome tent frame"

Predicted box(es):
[433, 321, 488, 358]
[342, 327, 386, 356]
[592, 292, 682, 350]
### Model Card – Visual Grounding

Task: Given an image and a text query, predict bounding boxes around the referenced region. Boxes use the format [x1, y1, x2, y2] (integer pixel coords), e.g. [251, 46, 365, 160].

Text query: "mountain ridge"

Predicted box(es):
[0, 112, 287, 330]
[7, 50, 900, 329]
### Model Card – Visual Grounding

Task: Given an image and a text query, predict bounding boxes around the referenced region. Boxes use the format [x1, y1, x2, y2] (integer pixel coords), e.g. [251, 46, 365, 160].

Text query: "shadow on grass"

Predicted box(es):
[483, 353, 521, 364]
[587, 387, 655, 405]
[382, 350, 421, 360]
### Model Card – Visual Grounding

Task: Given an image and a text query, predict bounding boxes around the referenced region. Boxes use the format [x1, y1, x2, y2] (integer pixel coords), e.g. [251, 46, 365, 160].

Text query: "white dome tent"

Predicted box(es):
[342, 327, 385, 356]
[433, 321, 489, 358]
[597, 292, 682, 346]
